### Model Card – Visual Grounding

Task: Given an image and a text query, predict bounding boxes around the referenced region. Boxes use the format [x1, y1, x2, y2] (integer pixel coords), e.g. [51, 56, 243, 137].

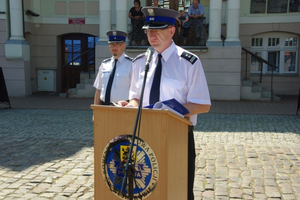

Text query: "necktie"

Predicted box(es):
[104, 59, 118, 105]
[149, 54, 162, 105]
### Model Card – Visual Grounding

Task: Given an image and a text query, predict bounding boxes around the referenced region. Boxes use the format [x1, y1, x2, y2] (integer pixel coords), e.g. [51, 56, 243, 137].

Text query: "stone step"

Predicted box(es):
[59, 93, 67, 98]
[64, 82, 95, 98]
[260, 95, 281, 101]
[272, 95, 281, 101]
[80, 72, 95, 80]
[77, 85, 95, 98]
[241, 80, 281, 101]
[68, 88, 77, 95]
[261, 89, 271, 98]
[76, 83, 85, 90]
[241, 85, 261, 100]
[252, 83, 261, 93]
[242, 80, 252, 86]
[84, 78, 94, 85]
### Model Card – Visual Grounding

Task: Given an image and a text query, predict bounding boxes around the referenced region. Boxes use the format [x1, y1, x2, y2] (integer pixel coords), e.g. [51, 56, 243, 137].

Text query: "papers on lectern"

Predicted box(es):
[145, 98, 190, 117]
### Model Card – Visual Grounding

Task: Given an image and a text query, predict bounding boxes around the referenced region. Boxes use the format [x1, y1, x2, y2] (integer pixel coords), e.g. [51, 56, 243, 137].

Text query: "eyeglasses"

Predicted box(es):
[109, 42, 124, 47]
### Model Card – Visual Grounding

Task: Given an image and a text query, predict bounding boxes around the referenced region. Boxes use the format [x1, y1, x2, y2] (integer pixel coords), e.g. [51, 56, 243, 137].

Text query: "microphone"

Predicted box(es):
[145, 47, 155, 67]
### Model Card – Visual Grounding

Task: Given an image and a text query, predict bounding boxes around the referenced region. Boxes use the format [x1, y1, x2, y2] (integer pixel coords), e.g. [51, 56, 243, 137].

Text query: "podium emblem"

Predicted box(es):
[102, 135, 159, 199]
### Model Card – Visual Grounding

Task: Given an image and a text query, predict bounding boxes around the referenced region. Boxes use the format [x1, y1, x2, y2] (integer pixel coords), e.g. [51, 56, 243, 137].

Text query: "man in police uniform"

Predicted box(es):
[93, 30, 133, 120]
[120, 7, 211, 200]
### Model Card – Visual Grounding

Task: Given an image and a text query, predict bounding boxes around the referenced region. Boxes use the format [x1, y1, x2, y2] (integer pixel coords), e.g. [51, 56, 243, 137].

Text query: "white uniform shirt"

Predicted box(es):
[129, 42, 211, 125]
[93, 53, 132, 103]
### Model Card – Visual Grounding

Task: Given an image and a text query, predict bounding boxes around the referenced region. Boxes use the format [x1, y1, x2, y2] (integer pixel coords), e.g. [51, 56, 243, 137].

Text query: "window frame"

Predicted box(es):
[250, 0, 300, 14]
[250, 33, 299, 75]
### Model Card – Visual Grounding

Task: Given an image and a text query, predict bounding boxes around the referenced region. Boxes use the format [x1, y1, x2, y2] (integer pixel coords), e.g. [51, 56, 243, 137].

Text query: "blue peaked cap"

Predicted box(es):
[142, 7, 180, 29]
[106, 30, 127, 43]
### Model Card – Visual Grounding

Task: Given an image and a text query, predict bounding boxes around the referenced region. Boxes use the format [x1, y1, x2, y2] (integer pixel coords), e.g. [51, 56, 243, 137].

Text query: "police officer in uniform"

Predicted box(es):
[119, 7, 211, 200]
[93, 30, 133, 120]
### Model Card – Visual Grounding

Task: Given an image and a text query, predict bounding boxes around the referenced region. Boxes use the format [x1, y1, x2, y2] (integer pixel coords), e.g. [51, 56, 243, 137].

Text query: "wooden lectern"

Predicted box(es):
[91, 105, 192, 200]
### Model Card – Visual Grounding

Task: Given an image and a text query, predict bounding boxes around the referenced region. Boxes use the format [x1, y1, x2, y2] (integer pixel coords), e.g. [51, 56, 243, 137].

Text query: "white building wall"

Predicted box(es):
[0, 0, 299, 98]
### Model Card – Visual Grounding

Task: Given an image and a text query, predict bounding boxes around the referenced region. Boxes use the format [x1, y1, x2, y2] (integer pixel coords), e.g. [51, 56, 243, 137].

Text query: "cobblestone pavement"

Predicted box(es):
[1, 99, 300, 199]
[0, 109, 94, 200]
[194, 114, 300, 200]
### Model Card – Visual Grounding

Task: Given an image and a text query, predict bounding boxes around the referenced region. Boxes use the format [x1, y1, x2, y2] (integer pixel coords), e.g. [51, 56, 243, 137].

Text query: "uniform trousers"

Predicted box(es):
[188, 125, 195, 200]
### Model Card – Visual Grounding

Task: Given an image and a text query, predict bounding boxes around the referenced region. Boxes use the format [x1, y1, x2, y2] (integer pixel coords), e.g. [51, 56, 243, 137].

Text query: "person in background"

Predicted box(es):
[176, 10, 190, 45]
[153, 0, 159, 7]
[93, 30, 133, 121]
[129, 0, 145, 46]
[119, 7, 211, 200]
[188, 0, 204, 45]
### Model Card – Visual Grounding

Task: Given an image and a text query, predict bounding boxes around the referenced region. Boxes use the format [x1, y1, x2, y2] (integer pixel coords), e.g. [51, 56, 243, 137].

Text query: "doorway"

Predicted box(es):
[61, 34, 98, 92]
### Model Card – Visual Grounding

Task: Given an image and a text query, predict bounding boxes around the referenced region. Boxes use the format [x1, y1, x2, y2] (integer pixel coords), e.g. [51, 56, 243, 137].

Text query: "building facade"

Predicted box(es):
[0, 0, 299, 100]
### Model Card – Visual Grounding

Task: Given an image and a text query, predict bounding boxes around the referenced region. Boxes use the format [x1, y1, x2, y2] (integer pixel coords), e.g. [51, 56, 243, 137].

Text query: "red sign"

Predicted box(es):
[68, 18, 85, 24]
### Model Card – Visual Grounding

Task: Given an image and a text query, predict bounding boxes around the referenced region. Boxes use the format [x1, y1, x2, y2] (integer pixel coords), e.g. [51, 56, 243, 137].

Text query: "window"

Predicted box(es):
[250, 0, 300, 13]
[267, 51, 280, 72]
[284, 52, 297, 72]
[268, 38, 280, 46]
[158, 0, 170, 8]
[252, 38, 263, 47]
[251, 33, 298, 74]
[65, 39, 81, 65]
[178, 0, 191, 12]
[87, 36, 98, 66]
[267, 0, 288, 13]
[285, 37, 298, 46]
[290, 0, 300, 12]
[251, 0, 266, 13]
[153, 0, 191, 11]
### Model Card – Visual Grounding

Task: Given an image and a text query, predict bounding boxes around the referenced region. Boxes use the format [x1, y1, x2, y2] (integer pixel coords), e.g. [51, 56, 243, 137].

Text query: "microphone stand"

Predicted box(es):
[120, 57, 151, 199]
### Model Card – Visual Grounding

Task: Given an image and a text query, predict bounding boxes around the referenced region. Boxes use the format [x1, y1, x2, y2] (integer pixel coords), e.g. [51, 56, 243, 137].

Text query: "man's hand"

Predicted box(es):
[124, 98, 139, 107]
[124, 103, 136, 108]
[117, 100, 129, 107]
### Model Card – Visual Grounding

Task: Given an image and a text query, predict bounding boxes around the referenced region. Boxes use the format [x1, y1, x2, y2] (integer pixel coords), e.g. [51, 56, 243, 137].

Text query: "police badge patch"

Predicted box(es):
[102, 135, 159, 199]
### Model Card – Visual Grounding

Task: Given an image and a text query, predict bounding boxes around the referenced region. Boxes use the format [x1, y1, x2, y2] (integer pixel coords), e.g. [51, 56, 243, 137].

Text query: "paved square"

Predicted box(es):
[1, 108, 300, 199]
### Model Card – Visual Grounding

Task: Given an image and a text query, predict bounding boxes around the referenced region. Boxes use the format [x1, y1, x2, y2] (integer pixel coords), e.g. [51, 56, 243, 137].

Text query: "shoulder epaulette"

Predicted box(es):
[125, 55, 133, 61]
[132, 53, 146, 62]
[102, 58, 111, 63]
[180, 51, 198, 65]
